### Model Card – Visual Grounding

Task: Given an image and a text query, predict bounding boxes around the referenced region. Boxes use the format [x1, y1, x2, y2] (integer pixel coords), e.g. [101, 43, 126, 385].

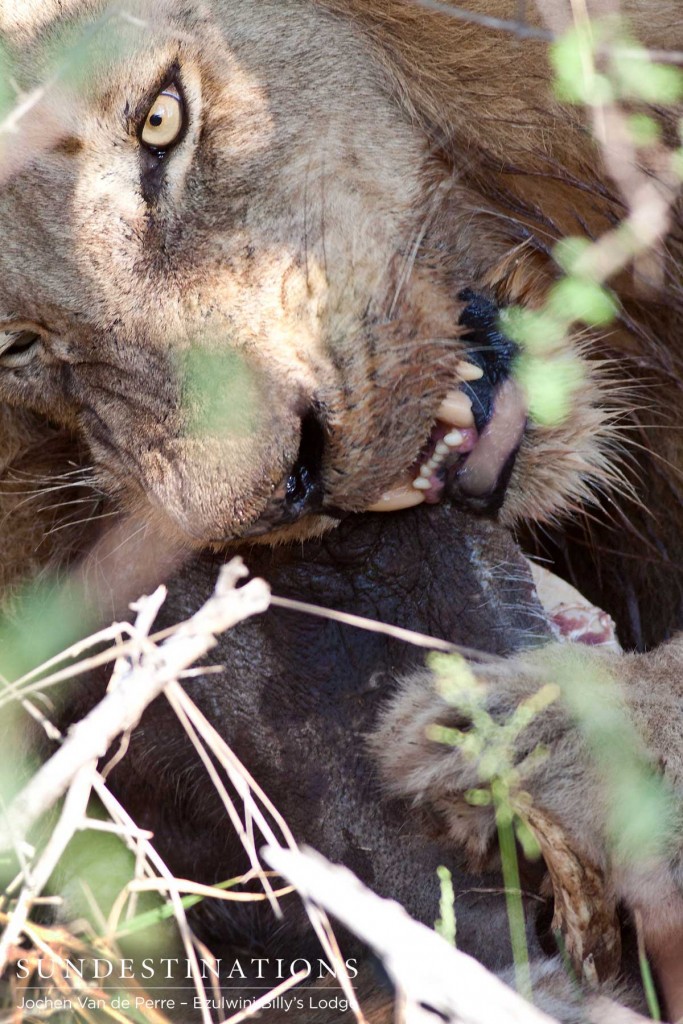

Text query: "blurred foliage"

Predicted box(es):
[180, 345, 258, 439]
[508, 15, 683, 428]
[551, 19, 683, 106]
[434, 864, 457, 947]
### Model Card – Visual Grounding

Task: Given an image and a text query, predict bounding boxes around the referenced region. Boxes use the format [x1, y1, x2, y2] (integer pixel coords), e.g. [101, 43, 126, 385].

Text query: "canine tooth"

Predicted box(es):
[435, 441, 449, 457]
[368, 486, 425, 512]
[412, 477, 431, 490]
[457, 360, 484, 381]
[444, 429, 464, 447]
[436, 390, 475, 427]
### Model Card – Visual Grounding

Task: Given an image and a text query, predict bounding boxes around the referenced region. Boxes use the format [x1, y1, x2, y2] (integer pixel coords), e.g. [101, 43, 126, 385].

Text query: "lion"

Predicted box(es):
[0, 0, 681, 1019]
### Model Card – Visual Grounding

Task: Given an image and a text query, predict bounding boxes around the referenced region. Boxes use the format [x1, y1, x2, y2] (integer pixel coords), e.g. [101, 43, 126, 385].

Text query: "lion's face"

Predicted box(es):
[0, 0, 609, 546]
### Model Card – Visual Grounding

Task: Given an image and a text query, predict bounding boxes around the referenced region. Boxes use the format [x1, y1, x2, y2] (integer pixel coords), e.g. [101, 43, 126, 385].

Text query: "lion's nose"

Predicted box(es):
[284, 408, 326, 516]
[237, 405, 328, 540]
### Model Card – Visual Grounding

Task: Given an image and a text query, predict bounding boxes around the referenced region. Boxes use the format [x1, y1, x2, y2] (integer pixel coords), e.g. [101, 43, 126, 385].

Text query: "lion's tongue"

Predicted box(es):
[450, 379, 526, 501]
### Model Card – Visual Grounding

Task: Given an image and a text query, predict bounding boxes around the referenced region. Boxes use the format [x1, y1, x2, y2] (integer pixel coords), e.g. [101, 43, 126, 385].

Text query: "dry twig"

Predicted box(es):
[265, 846, 651, 1024]
[265, 845, 559, 1024]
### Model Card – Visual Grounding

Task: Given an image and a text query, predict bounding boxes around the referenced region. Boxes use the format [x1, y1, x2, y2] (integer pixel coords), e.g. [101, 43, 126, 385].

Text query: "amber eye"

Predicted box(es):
[141, 84, 184, 150]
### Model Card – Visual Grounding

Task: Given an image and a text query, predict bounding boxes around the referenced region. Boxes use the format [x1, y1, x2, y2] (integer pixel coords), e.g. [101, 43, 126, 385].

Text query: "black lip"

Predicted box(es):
[457, 289, 518, 433]
[284, 410, 325, 514]
[239, 290, 524, 536]
[442, 291, 523, 515]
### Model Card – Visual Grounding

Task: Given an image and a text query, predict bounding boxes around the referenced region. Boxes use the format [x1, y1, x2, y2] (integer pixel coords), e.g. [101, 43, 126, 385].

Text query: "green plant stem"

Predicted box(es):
[635, 912, 662, 1022]
[495, 799, 532, 1002]
[638, 950, 661, 1022]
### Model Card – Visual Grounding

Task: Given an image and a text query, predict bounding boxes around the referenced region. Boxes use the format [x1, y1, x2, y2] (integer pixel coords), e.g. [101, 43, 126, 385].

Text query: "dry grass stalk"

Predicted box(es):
[0, 558, 270, 849]
[0, 558, 373, 1023]
[0, 559, 271, 1024]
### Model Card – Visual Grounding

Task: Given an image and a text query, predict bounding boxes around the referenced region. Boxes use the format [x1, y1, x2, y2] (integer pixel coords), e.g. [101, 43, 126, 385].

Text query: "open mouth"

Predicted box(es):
[368, 375, 527, 515]
[241, 292, 527, 539]
[369, 291, 528, 516]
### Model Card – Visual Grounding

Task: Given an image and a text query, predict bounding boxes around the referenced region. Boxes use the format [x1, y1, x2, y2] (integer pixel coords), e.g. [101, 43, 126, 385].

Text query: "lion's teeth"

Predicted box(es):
[435, 441, 449, 457]
[436, 390, 475, 427]
[444, 429, 464, 447]
[411, 477, 431, 491]
[457, 360, 484, 381]
[368, 486, 425, 511]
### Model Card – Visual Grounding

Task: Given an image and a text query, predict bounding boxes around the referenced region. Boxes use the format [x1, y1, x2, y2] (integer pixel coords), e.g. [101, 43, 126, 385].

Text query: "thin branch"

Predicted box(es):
[269, 594, 504, 661]
[266, 846, 653, 1024]
[0, 762, 94, 965]
[410, 0, 683, 63]
[410, 0, 552, 39]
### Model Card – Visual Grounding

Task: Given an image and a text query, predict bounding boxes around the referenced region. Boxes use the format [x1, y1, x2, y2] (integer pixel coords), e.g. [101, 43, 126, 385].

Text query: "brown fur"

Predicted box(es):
[0, 0, 648, 556]
[0, 0, 682, 1017]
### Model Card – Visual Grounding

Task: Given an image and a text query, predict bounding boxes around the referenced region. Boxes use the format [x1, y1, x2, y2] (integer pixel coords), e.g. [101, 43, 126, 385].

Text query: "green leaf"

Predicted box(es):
[113, 873, 249, 939]
[548, 278, 618, 327]
[514, 817, 542, 861]
[498, 307, 566, 355]
[431, 652, 480, 704]
[434, 865, 457, 947]
[551, 27, 613, 105]
[42, 10, 143, 94]
[514, 352, 585, 427]
[0, 42, 14, 120]
[465, 787, 492, 806]
[627, 113, 661, 147]
[553, 237, 592, 276]
[181, 344, 258, 438]
[426, 723, 467, 748]
[607, 766, 678, 866]
[671, 148, 683, 181]
[613, 49, 683, 103]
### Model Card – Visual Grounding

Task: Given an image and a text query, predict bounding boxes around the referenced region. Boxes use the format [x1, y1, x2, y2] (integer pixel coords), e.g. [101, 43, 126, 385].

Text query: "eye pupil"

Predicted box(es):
[150, 113, 163, 127]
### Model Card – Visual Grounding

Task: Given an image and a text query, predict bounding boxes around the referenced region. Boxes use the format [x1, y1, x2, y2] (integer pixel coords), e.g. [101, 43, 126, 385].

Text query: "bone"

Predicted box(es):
[524, 559, 623, 982]
[527, 561, 621, 652]
[525, 805, 622, 985]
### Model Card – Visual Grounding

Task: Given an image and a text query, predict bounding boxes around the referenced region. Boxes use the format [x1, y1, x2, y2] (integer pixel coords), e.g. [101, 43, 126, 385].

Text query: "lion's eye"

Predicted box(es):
[0, 329, 42, 368]
[140, 84, 184, 151]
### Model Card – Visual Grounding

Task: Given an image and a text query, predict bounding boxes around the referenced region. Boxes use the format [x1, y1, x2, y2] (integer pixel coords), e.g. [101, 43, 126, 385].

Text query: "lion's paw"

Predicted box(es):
[371, 641, 683, 896]
[370, 649, 600, 866]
